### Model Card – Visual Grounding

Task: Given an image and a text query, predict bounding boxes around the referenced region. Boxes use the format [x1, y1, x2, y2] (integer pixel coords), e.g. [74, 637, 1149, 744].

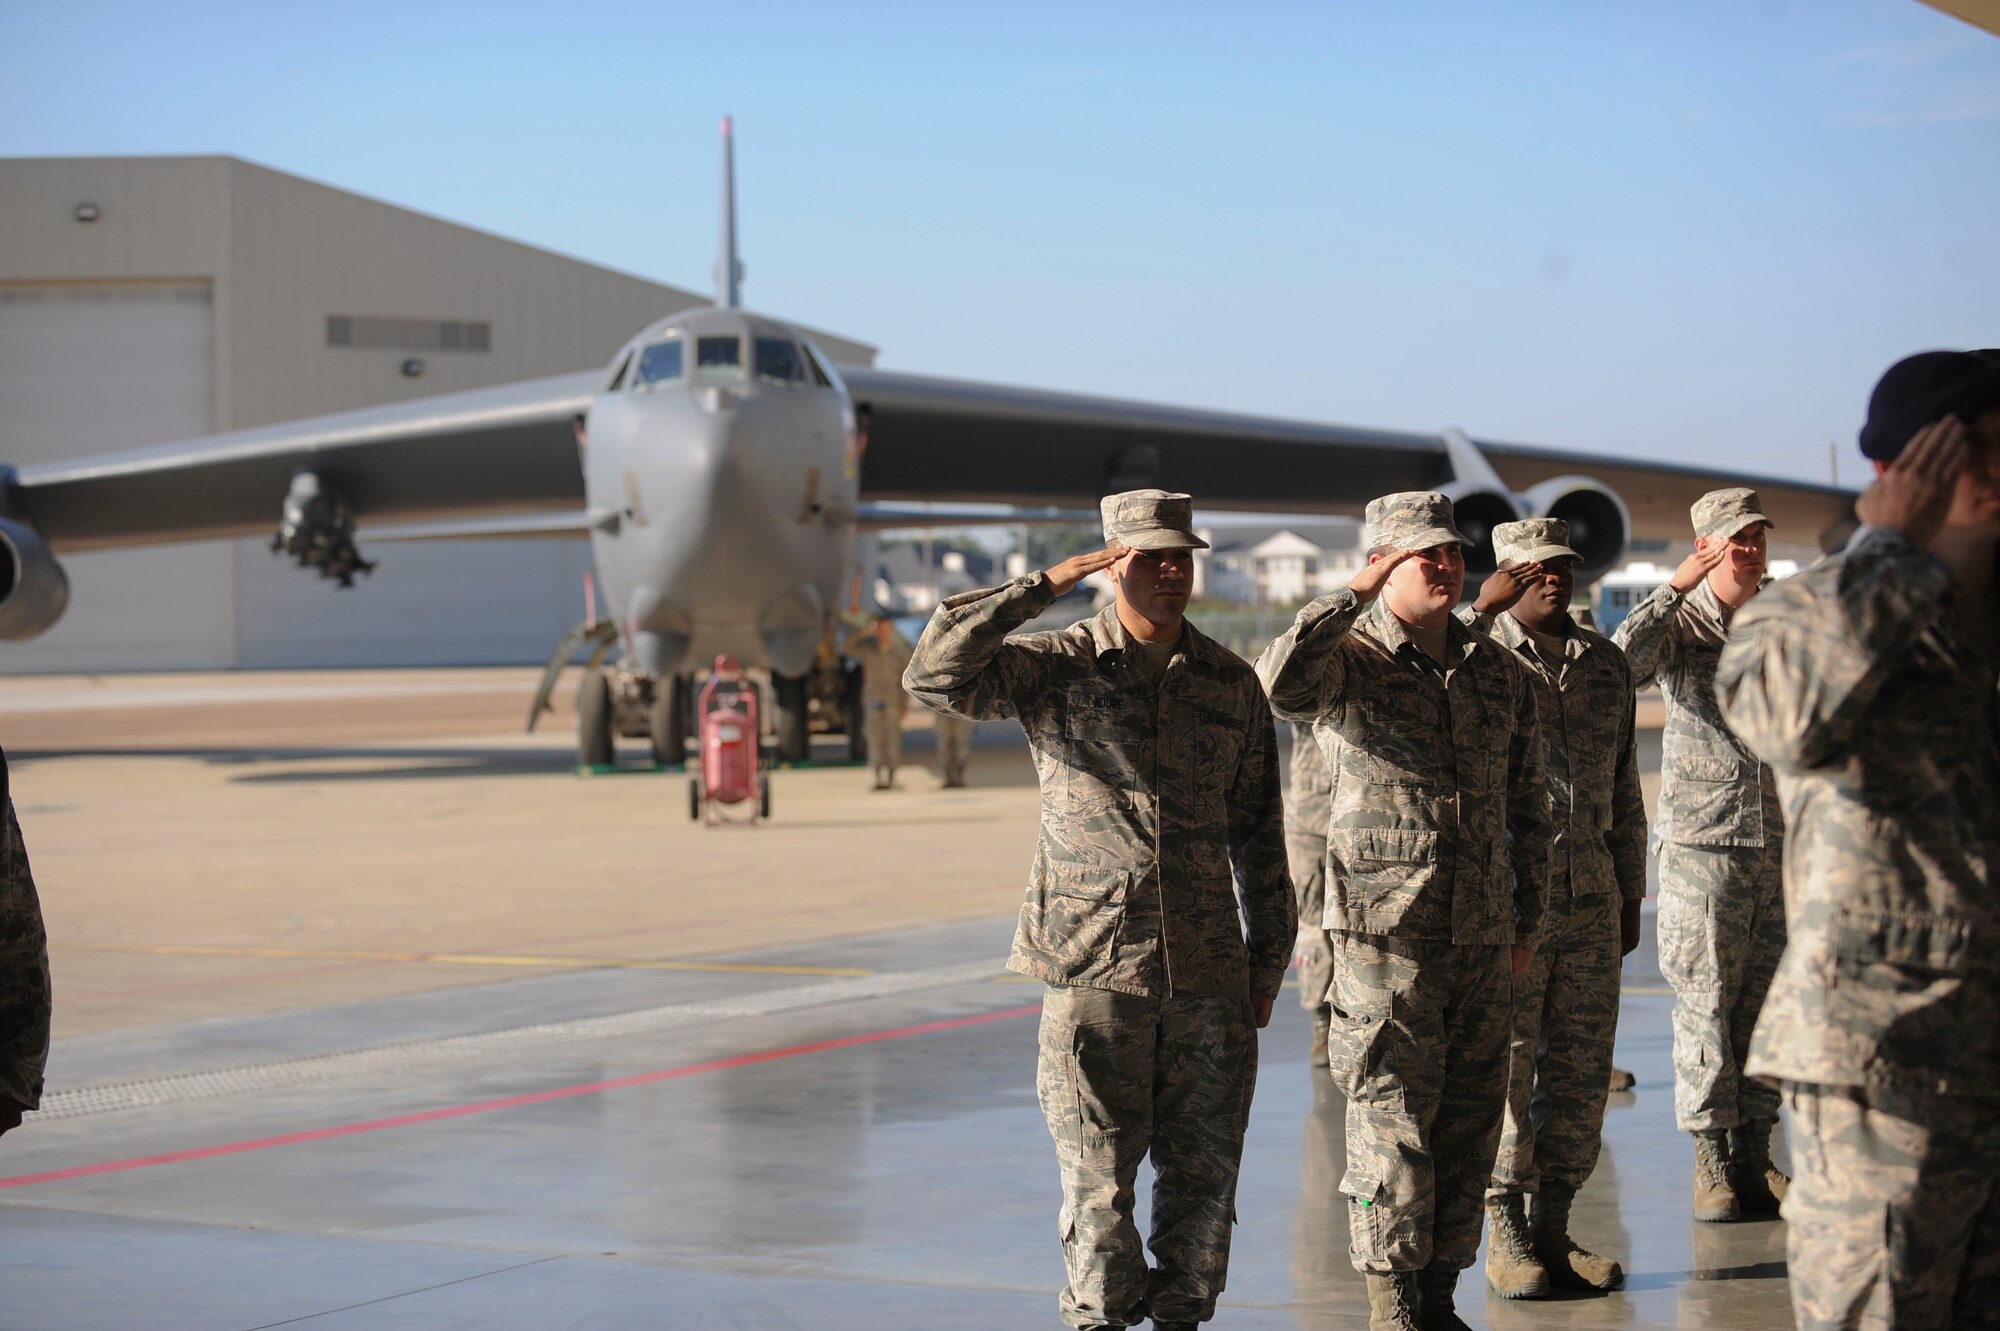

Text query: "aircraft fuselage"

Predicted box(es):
[581, 305, 858, 680]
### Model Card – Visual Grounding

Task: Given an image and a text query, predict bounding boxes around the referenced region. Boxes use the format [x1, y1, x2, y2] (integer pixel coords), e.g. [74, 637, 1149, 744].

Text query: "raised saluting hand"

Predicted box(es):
[1471, 561, 1546, 616]
[1856, 415, 1969, 547]
[1345, 547, 1418, 605]
[1044, 543, 1127, 595]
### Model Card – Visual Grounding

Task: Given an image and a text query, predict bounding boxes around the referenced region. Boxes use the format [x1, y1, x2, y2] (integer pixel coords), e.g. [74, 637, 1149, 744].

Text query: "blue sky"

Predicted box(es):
[3, 0, 1996, 490]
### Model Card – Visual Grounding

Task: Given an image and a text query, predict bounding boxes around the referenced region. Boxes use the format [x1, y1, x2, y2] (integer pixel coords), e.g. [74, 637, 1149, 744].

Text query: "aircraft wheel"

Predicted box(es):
[772, 671, 810, 763]
[844, 662, 867, 762]
[688, 776, 702, 821]
[649, 675, 687, 767]
[577, 668, 615, 768]
[758, 774, 771, 820]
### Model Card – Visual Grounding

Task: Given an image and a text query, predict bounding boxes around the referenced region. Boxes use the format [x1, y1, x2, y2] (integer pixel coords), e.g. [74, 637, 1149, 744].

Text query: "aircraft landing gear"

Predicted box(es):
[577, 667, 614, 767]
[844, 661, 867, 763]
[649, 673, 689, 767]
[772, 671, 810, 763]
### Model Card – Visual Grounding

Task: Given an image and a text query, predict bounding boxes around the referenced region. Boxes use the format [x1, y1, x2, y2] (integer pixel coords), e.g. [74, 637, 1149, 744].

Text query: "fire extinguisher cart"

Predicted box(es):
[688, 656, 773, 825]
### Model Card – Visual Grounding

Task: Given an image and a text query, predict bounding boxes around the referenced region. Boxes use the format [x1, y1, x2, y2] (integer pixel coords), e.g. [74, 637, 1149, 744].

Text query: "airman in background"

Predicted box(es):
[1257, 490, 1553, 1331]
[905, 488, 1293, 1331]
[933, 710, 973, 788]
[1612, 486, 1789, 1222]
[1719, 350, 2000, 1331]
[1285, 721, 1334, 1065]
[0, 749, 50, 1143]
[1461, 519, 1648, 1300]
[842, 617, 914, 789]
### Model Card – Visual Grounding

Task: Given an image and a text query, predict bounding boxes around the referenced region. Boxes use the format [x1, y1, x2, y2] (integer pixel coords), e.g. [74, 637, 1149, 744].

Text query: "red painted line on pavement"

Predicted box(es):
[0, 1004, 1040, 1192]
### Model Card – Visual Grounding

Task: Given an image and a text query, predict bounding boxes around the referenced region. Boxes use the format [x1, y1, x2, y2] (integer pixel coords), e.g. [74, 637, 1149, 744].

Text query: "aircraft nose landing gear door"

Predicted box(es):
[689, 656, 772, 825]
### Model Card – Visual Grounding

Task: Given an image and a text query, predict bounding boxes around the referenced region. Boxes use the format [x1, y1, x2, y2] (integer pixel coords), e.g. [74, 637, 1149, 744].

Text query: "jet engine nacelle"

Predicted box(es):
[1441, 485, 1526, 577]
[1518, 476, 1631, 586]
[0, 518, 70, 641]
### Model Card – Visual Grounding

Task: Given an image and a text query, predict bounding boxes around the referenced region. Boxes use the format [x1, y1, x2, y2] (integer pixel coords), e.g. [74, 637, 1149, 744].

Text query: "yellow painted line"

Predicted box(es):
[53, 941, 875, 978]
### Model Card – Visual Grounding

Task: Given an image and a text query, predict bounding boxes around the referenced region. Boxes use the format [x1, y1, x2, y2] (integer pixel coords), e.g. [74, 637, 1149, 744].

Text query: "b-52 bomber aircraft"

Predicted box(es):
[0, 119, 1855, 766]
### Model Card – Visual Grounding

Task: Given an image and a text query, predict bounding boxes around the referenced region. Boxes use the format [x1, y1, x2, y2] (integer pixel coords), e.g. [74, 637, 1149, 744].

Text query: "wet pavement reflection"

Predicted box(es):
[1, 918, 1804, 1328]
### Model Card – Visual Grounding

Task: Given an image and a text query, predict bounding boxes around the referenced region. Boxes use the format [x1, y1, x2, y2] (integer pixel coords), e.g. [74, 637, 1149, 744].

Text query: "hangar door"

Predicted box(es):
[0, 282, 236, 673]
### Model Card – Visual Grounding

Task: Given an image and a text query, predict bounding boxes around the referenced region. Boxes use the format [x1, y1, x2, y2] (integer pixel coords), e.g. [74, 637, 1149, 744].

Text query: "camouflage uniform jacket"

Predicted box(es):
[1256, 590, 1554, 948]
[0, 754, 50, 1112]
[1288, 721, 1333, 846]
[1718, 528, 2000, 1098]
[1287, 721, 1333, 939]
[904, 574, 1294, 999]
[1613, 579, 1782, 848]
[1459, 609, 1649, 904]
[843, 632, 914, 706]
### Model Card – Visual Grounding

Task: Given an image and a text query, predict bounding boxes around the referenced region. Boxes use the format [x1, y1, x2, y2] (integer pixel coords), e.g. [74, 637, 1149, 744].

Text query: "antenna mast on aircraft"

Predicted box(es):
[715, 116, 742, 308]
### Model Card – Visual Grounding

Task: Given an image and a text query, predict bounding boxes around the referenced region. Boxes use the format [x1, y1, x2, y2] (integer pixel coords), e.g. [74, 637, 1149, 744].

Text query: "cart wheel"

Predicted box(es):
[688, 776, 701, 821]
[759, 774, 771, 820]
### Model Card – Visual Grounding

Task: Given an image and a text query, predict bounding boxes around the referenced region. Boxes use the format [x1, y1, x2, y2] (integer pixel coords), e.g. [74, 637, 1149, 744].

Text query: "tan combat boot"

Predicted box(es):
[1364, 1271, 1422, 1331]
[1416, 1267, 1476, 1331]
[1731, 1118, 1790, 1214]
[1693, 1128, 1740, 1222]
[1483, 1193, 1549, 1299]
[1531, 1180, 1624, 1291]
[1309, 1003, 1331, 1068]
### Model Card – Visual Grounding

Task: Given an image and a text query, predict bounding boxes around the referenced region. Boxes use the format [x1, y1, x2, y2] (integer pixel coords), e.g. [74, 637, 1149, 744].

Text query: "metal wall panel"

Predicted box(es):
[0, 281, 233, 672]
[235, 537, 595, 669]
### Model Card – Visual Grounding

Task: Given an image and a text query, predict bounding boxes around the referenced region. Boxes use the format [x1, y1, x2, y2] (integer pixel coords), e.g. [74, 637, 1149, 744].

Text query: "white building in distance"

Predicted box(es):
[1196, 520, 1364, 606]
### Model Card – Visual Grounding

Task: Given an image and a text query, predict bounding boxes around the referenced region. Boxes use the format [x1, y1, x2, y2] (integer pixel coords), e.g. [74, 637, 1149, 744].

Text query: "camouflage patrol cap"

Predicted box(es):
[1363, 491, 1471, 553]
[1100, 489, 1209, 551]
[1690, 487, 1774, 542]
[1492, 517, 1582, 568]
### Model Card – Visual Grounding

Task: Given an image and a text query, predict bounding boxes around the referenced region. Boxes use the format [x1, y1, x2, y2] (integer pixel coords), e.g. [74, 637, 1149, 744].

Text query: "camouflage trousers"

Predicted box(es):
[935, 713, 971, 784]
[1327, 933, 1511, 1273]
[1783, 1083, 2000, 1331]
[1038, 983, 1258, 1330]
[864, 700, 903, 774]
[1489, 888, 1622, 1197]
[1286, 834, 1332, 1014]
[1657, 840, 1785, 1132]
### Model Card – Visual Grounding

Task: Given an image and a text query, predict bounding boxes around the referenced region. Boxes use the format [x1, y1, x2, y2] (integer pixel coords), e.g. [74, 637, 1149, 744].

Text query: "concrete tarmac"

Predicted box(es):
[0, 670, 1781, 1330]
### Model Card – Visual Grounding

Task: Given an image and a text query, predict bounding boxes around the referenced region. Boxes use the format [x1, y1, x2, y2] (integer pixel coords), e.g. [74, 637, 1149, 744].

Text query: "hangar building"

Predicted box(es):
[0, 155, 874, 674]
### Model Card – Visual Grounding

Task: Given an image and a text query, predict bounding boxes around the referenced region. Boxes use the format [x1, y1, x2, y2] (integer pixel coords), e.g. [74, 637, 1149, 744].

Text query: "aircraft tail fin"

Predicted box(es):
[714, 115, 743, 308]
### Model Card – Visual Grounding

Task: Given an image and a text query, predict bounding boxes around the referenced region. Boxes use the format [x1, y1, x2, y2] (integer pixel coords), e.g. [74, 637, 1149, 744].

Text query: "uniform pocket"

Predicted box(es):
[1039, 988, 1147, 1152]
[1325, 966, 1404, 1110]
[1329, 827, 1437, 913]
[1028, 862, 1131, 970]
[1827, 910, 1985, 1088]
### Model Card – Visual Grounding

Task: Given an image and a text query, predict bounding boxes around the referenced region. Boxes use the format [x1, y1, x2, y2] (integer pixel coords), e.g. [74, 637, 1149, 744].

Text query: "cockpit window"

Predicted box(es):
[696, 335, 743, 379]
[801, 342, 835, 388]
[754, 337, 808, 387]
[635, 340, 683, 386]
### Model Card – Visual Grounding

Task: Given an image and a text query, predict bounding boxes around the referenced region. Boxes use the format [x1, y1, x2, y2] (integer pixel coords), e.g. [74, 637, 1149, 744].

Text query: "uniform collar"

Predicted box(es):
[1484, 610, 1591, 664]
[1690, 573, 1772, 630]
[1368, 598, 1479, 668]
[1087, 605, 1208, 670]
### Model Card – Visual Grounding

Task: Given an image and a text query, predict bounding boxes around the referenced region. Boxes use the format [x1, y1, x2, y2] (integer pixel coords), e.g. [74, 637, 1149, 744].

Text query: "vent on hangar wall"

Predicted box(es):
[326, 315, 491, 352]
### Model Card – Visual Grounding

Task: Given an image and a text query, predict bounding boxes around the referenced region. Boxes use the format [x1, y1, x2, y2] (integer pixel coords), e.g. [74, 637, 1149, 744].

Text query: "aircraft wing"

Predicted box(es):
[5, 370, 599, 554]
[844, 366, 1857, 547]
